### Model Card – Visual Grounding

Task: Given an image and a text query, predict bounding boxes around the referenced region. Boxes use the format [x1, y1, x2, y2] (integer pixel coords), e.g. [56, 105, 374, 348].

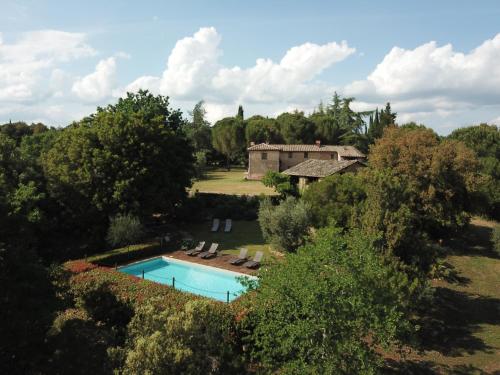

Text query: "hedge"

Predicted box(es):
[85, 242, 168, 267]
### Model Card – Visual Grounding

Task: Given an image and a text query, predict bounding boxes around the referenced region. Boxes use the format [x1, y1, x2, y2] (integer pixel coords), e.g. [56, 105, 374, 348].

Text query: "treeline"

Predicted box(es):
[184, 93, 397, 171]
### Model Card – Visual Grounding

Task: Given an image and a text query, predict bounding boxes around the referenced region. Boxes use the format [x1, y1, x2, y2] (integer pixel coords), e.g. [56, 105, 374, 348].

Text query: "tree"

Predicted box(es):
[302, 173, 366, 228]
[211, 117, 245, 170]
[184, 101, 212, 151]
[369, 126, 479, 235]
[236, 105, 244, 120]
[358, 168, 429, 268]
[276, 111, 316, 144]
[245, 116, 281, 144]
[261, 171, 297, 197]
[119, 299, 244, 375]
[258, 197, 312, 252]
[247, 227, 422, 374]
[43, 92, 195, 248]
[379, 102, 397, 129]
[106, 213, 143, 250]
[448, 124, 499, 219]
[0, 243, 58, 374]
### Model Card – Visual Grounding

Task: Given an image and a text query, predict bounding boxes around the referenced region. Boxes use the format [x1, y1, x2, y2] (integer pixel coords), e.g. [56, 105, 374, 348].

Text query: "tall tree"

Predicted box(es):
[276, 111, 316, 144]
[236, 105, 244, 121]
[245, 116, 281, 144]
[211, 117, 245, 170]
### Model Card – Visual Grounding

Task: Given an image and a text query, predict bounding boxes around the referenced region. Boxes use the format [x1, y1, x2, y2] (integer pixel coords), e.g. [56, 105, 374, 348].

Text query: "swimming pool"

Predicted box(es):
[118, 256, 256, 302]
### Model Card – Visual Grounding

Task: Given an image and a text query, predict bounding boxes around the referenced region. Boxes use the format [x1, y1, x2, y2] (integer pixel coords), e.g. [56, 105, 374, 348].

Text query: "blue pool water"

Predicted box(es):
[119, 257, 255, 302]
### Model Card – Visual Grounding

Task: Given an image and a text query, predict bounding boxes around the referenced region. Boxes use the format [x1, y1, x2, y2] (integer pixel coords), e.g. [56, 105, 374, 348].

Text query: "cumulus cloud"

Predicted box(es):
[72, 57, 118, 102]
[127, 26, 355, 120]
[0, 30, 96, 102]
[344, 34, 500, 129]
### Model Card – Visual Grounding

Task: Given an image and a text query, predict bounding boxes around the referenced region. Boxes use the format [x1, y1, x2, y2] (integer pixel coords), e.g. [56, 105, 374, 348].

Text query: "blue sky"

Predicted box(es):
[1, 0, 500, 134]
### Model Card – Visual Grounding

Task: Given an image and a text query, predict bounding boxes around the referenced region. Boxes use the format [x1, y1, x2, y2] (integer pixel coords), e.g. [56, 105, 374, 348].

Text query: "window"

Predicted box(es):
[288, 152, 293, 158]
[261, 152, 268, 160]
[304, 152, 309, 159]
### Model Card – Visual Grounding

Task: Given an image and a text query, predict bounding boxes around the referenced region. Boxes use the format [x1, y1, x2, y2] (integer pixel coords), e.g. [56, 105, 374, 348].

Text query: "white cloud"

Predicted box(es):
[0, 30, 95, 102]
[127, 27, 355, 120]
[344, 34, 500, 131]
[72, 57, 117, 102]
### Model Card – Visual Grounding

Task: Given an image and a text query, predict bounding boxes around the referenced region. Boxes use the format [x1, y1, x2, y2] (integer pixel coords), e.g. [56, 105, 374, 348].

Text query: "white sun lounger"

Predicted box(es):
[211, 218, 220, 232]
[224, 219, 232, 233]
[199, 243, 219, 259]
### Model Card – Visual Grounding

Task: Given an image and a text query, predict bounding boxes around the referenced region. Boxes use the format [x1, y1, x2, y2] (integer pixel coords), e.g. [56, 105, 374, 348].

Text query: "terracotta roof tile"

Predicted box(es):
[247, 143, 365, 157]
[282, 159, 365, 178]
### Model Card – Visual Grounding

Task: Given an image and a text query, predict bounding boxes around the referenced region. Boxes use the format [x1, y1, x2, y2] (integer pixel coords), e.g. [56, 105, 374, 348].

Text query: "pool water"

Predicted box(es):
[119, 257, 255, 302]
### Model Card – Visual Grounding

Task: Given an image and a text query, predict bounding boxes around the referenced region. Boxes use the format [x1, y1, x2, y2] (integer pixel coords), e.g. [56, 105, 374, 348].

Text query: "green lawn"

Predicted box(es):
[191, 167, 276, 196]
[394, 217, 500, 374]
[183, 219, 276, 260]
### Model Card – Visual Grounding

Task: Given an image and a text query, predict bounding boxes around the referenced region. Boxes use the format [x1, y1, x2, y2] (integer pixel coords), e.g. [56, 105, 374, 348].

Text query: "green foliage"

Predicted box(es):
[369, 126, 479, 236]
[245, 115, 281, 144]
[119, 299, 244, 375]
[211, 117, 246, 169]
[43, 91, 194, 248]
[358, 169, 432, 268]
[302, 173, 366, 227]
[258, 197, 312, 252]
[184, 101, 213, 151]
[449, 124, 500, 219]
[276, 111, 316, 144]
[261, 170, 297, 197]
[0, 244, 58, 374]
[106, 213, 143, 249]
[492, 225, 500, 256]
[246, 227, 422, 374]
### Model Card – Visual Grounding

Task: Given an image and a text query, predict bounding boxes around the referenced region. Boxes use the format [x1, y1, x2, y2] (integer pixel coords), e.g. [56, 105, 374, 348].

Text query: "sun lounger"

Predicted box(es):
[224, 219, 232, 233]
[211, 218, 220, 232]
[186, 241, 205, 256]
[229, 248, 248, 265]
[243, 251, 264, 269]
[199, 243, 219, 259]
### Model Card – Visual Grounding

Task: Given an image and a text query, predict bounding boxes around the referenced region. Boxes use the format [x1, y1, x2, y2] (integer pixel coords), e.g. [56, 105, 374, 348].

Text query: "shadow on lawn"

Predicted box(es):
[384, 359, 490, 375]
[443, 222, 497, 260]
[417, 287, 500, 356]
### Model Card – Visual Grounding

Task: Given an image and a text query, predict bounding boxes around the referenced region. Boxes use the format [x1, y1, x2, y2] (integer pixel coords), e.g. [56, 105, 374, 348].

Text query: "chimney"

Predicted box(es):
[315, 140, 321, 147]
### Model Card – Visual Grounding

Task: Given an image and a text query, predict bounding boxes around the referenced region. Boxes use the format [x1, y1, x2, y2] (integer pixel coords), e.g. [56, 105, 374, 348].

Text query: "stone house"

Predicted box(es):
[246, 141, 366, 180]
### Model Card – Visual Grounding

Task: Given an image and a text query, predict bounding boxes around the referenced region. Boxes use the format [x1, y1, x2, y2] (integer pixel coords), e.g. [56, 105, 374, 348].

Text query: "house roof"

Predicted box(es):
[282, 159, 365, 178]
[247, 143, 365, 158]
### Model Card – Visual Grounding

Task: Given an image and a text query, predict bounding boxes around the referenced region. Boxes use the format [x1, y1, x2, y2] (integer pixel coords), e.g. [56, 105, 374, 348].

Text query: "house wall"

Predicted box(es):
[247, 150, 280, 180]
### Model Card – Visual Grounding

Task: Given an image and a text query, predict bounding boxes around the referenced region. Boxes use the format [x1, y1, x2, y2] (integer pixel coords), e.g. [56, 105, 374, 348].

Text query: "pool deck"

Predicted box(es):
[166, 250, 258, 276]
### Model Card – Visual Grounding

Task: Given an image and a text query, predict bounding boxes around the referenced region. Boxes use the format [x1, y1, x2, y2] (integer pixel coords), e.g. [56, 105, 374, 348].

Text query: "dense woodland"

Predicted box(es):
[1, 90, 499, 374]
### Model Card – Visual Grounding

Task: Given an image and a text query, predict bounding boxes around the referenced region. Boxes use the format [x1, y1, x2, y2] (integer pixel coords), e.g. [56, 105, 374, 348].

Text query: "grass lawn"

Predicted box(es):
[182, 219, 276, 261]
[392, 217, 500, 374]
[191, 167, 277, 196]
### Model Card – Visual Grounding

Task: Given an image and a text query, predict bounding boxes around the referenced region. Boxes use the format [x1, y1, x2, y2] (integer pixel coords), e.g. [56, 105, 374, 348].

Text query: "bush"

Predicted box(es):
[106, 213, 144, 249]
[85, 243, 167, 267]
[119, 299, 244, 375]
[492, 225, 500, 256]
[258, 197, 312, 252]
[262, 170, 297, 197]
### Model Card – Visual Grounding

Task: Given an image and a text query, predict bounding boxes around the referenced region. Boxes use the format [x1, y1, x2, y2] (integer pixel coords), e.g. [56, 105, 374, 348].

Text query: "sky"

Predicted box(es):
[1, 0, 500, 134]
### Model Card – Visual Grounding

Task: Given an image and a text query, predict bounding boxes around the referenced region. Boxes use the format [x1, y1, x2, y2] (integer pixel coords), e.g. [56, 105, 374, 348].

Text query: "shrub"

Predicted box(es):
[106, 213, 144, 249]
[262, 171, 297, 197]
[258, 197, 312, 252]
[119, 299, 244, 375]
